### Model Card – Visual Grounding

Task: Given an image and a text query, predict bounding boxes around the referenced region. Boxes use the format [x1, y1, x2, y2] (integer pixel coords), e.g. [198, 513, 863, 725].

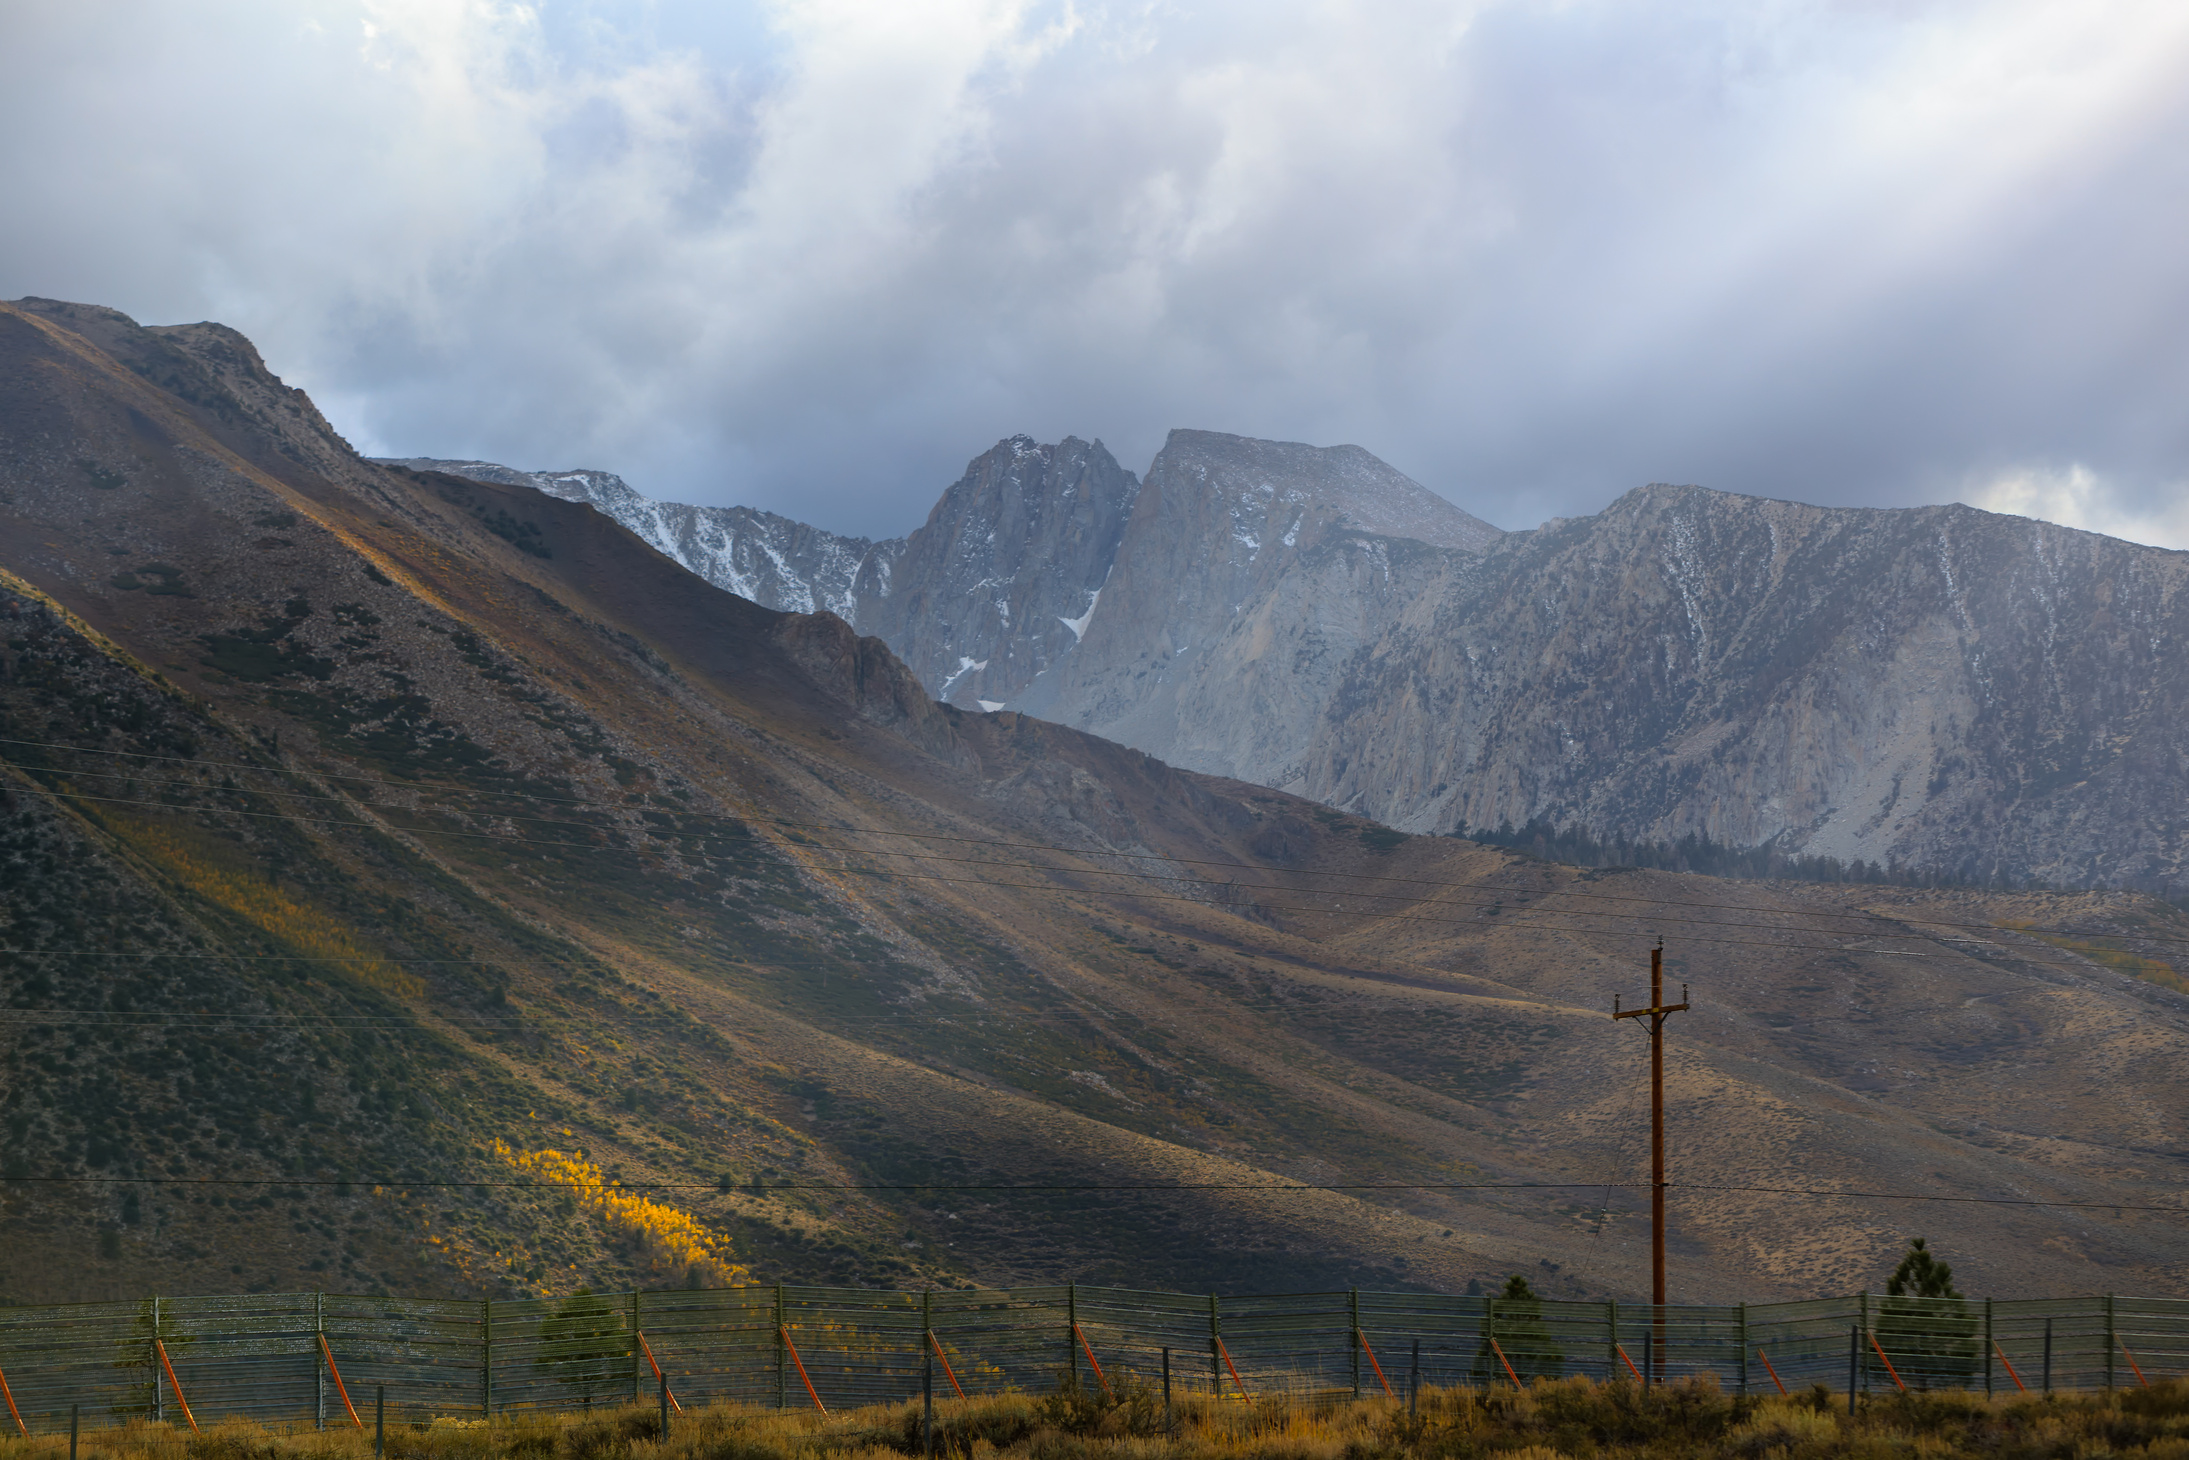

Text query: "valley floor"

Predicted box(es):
[16, 1380, 2189, 1460]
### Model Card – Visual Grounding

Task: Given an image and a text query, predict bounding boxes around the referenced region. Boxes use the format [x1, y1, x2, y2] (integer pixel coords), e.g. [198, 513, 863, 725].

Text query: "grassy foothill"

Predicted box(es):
[12, 1375, 2189, 1460]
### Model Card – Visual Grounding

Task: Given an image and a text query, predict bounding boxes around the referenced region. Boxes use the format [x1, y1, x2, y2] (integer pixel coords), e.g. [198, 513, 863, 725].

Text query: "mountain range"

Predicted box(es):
[5, 296, 2187, 1312]
[401, 433, 2189, 888]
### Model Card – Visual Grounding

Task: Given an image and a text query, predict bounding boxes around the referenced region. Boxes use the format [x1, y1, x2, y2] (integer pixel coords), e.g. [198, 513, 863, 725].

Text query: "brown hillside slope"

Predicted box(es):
[1, 297, 2185, 1310]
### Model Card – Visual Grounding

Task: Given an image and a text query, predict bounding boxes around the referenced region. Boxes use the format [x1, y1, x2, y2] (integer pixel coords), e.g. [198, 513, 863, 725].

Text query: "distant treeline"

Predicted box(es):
[1451, 818, 1986, 889]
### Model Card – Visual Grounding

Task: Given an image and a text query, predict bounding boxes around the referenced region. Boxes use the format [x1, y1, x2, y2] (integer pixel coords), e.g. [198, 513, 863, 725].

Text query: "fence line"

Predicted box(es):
[0, 1285, 2179, 1432]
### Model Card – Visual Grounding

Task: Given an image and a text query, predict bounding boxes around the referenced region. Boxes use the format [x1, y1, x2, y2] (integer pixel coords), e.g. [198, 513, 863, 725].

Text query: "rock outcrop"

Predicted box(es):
[1300, 483, 2189, 883]
[857, 435, 1140, 710]
[1020, 429, 1502, 769]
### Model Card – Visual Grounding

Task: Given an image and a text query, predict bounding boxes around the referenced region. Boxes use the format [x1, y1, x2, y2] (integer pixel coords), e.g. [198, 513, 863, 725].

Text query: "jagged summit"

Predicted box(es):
[1156, 429, 1504, 553]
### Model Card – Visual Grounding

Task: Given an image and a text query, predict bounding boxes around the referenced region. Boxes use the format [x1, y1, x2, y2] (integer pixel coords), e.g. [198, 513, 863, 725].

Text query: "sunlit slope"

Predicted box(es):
[3, 296, 2186, 1309]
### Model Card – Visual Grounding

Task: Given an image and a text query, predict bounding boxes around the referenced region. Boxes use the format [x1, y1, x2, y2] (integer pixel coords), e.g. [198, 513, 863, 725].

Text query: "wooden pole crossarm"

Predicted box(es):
[1612, 1002, 1690, 1020]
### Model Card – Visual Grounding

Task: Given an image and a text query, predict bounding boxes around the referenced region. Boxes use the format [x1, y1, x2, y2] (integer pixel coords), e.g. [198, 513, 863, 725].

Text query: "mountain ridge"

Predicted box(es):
[401, 442, 2189, 886]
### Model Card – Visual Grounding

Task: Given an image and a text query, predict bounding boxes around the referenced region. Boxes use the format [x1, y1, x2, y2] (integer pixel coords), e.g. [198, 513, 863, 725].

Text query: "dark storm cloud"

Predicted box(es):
[5, 1, 2188, 544]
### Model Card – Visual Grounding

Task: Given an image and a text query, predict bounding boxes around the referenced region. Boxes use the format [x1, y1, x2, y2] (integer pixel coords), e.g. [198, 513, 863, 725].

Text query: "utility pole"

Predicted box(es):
[1613, 941, 1687, 1380]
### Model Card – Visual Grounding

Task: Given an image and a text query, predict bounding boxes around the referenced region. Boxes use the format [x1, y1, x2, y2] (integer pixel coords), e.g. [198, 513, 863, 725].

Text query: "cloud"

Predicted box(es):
[1960, 464, 2189, 552]
[4, 1, 2189, 538]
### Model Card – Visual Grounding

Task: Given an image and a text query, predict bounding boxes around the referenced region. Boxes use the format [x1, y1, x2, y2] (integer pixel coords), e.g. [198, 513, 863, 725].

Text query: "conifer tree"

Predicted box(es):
[1472, 1274, 1563, 1383]
[1878, 1238, 1978, 1388]
[1886, 1236, 1961, 1299]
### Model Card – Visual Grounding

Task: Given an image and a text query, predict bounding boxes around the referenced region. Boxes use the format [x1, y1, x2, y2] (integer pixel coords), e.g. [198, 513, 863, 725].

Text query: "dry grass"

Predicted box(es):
[11, 1376, 2189, 1460]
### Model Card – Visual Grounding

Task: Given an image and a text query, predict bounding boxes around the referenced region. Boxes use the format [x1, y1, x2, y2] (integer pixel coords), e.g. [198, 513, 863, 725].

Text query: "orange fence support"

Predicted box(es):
[1994, 1342, 2028, 1394]
[1615, 1345, 1645, 1384]
[155, 1340, 199, 1433]
[1866, 1330, 1907, 1394]
[1356, 1330, 1393, 1398]
[928, 1331, 967, 1400]
[778, 1327, 826, 1414]
[2121, 1342, 2150, 1388]
[1072, 1323, 1111, 1397]
[318, 1334, 363, 1428]
[0, 1362, 25, 1438]
[1755, 1348, 1788, 1396]
[1215, 1336, 1251, 1402]
[1488, 1337, 1522, 1388]
[636, 1331, 682, 1413]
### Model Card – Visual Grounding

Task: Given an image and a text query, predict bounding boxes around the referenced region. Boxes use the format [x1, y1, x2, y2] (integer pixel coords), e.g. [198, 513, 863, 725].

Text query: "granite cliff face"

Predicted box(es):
[1018, 430, 1503, 763]
[1300, 483, 2189, 882]
[858, 435, 1140, 709]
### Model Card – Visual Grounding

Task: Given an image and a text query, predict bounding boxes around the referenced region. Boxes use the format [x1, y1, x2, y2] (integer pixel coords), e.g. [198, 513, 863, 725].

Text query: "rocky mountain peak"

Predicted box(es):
[862, 434, 1140, 709]
[1156, 428, 1504, 554]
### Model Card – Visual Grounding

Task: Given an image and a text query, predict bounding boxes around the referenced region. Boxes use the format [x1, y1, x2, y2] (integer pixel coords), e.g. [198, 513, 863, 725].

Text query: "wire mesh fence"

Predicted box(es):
[0, 1285, 2181, 1433]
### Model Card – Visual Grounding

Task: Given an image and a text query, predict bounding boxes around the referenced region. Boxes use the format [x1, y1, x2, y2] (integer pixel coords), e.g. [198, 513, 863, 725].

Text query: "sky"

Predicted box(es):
[6, 1, 2189, 545]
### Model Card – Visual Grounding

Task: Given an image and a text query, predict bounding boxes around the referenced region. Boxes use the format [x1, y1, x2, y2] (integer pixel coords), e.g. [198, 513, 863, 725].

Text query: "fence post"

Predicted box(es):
[71, 1403, 79, 1460]
[315, 1291, 327, 1430]
[2106, 1295, 2116, 1391]
[1208, 1295, 1220, 1399]
[923, 1291, 934, 1459]
[1067, 1284, 1078, 1390]
[632, 1291, 642, 1404]
[1349, 1289, 1361, 1398]
[1162, 1347, 1172, 1432]
[375, 1385, 385, 1460]
[152, 1295, 162, 1423]
[1738, 1304, 1748, 1396]
[1643, 1328, 1652, 1392]
[1859, 1293, 1870, 1403]
[482, 1298, 493, 1419]
[659, 1371, 670, 1441]
[1843, 1325, 1856, 1414]
[1606, 1299, 1617, 1384]
[1408, 1338, 1419, 1415]
[1984, 1299, 1994, 1398]
[775, 1284, 786, 1410]
[2043, 1317, 2052, 1395]
[1484, 1295, 1496, 1387]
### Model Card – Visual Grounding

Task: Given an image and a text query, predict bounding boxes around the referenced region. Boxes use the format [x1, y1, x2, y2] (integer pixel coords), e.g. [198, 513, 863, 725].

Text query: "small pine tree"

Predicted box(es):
[1472, 1274, 1564, 1383]
[1878, 1238, 1978, 1388]
[535, 1287, 629, 1406]
[1886, 1237, 1961, 1298]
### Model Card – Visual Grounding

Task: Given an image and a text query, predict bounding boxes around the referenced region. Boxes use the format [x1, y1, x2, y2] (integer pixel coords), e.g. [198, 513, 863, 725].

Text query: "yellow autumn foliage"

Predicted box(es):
[108, 812, 425, 997]
[496, 1141, 746, 1285]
